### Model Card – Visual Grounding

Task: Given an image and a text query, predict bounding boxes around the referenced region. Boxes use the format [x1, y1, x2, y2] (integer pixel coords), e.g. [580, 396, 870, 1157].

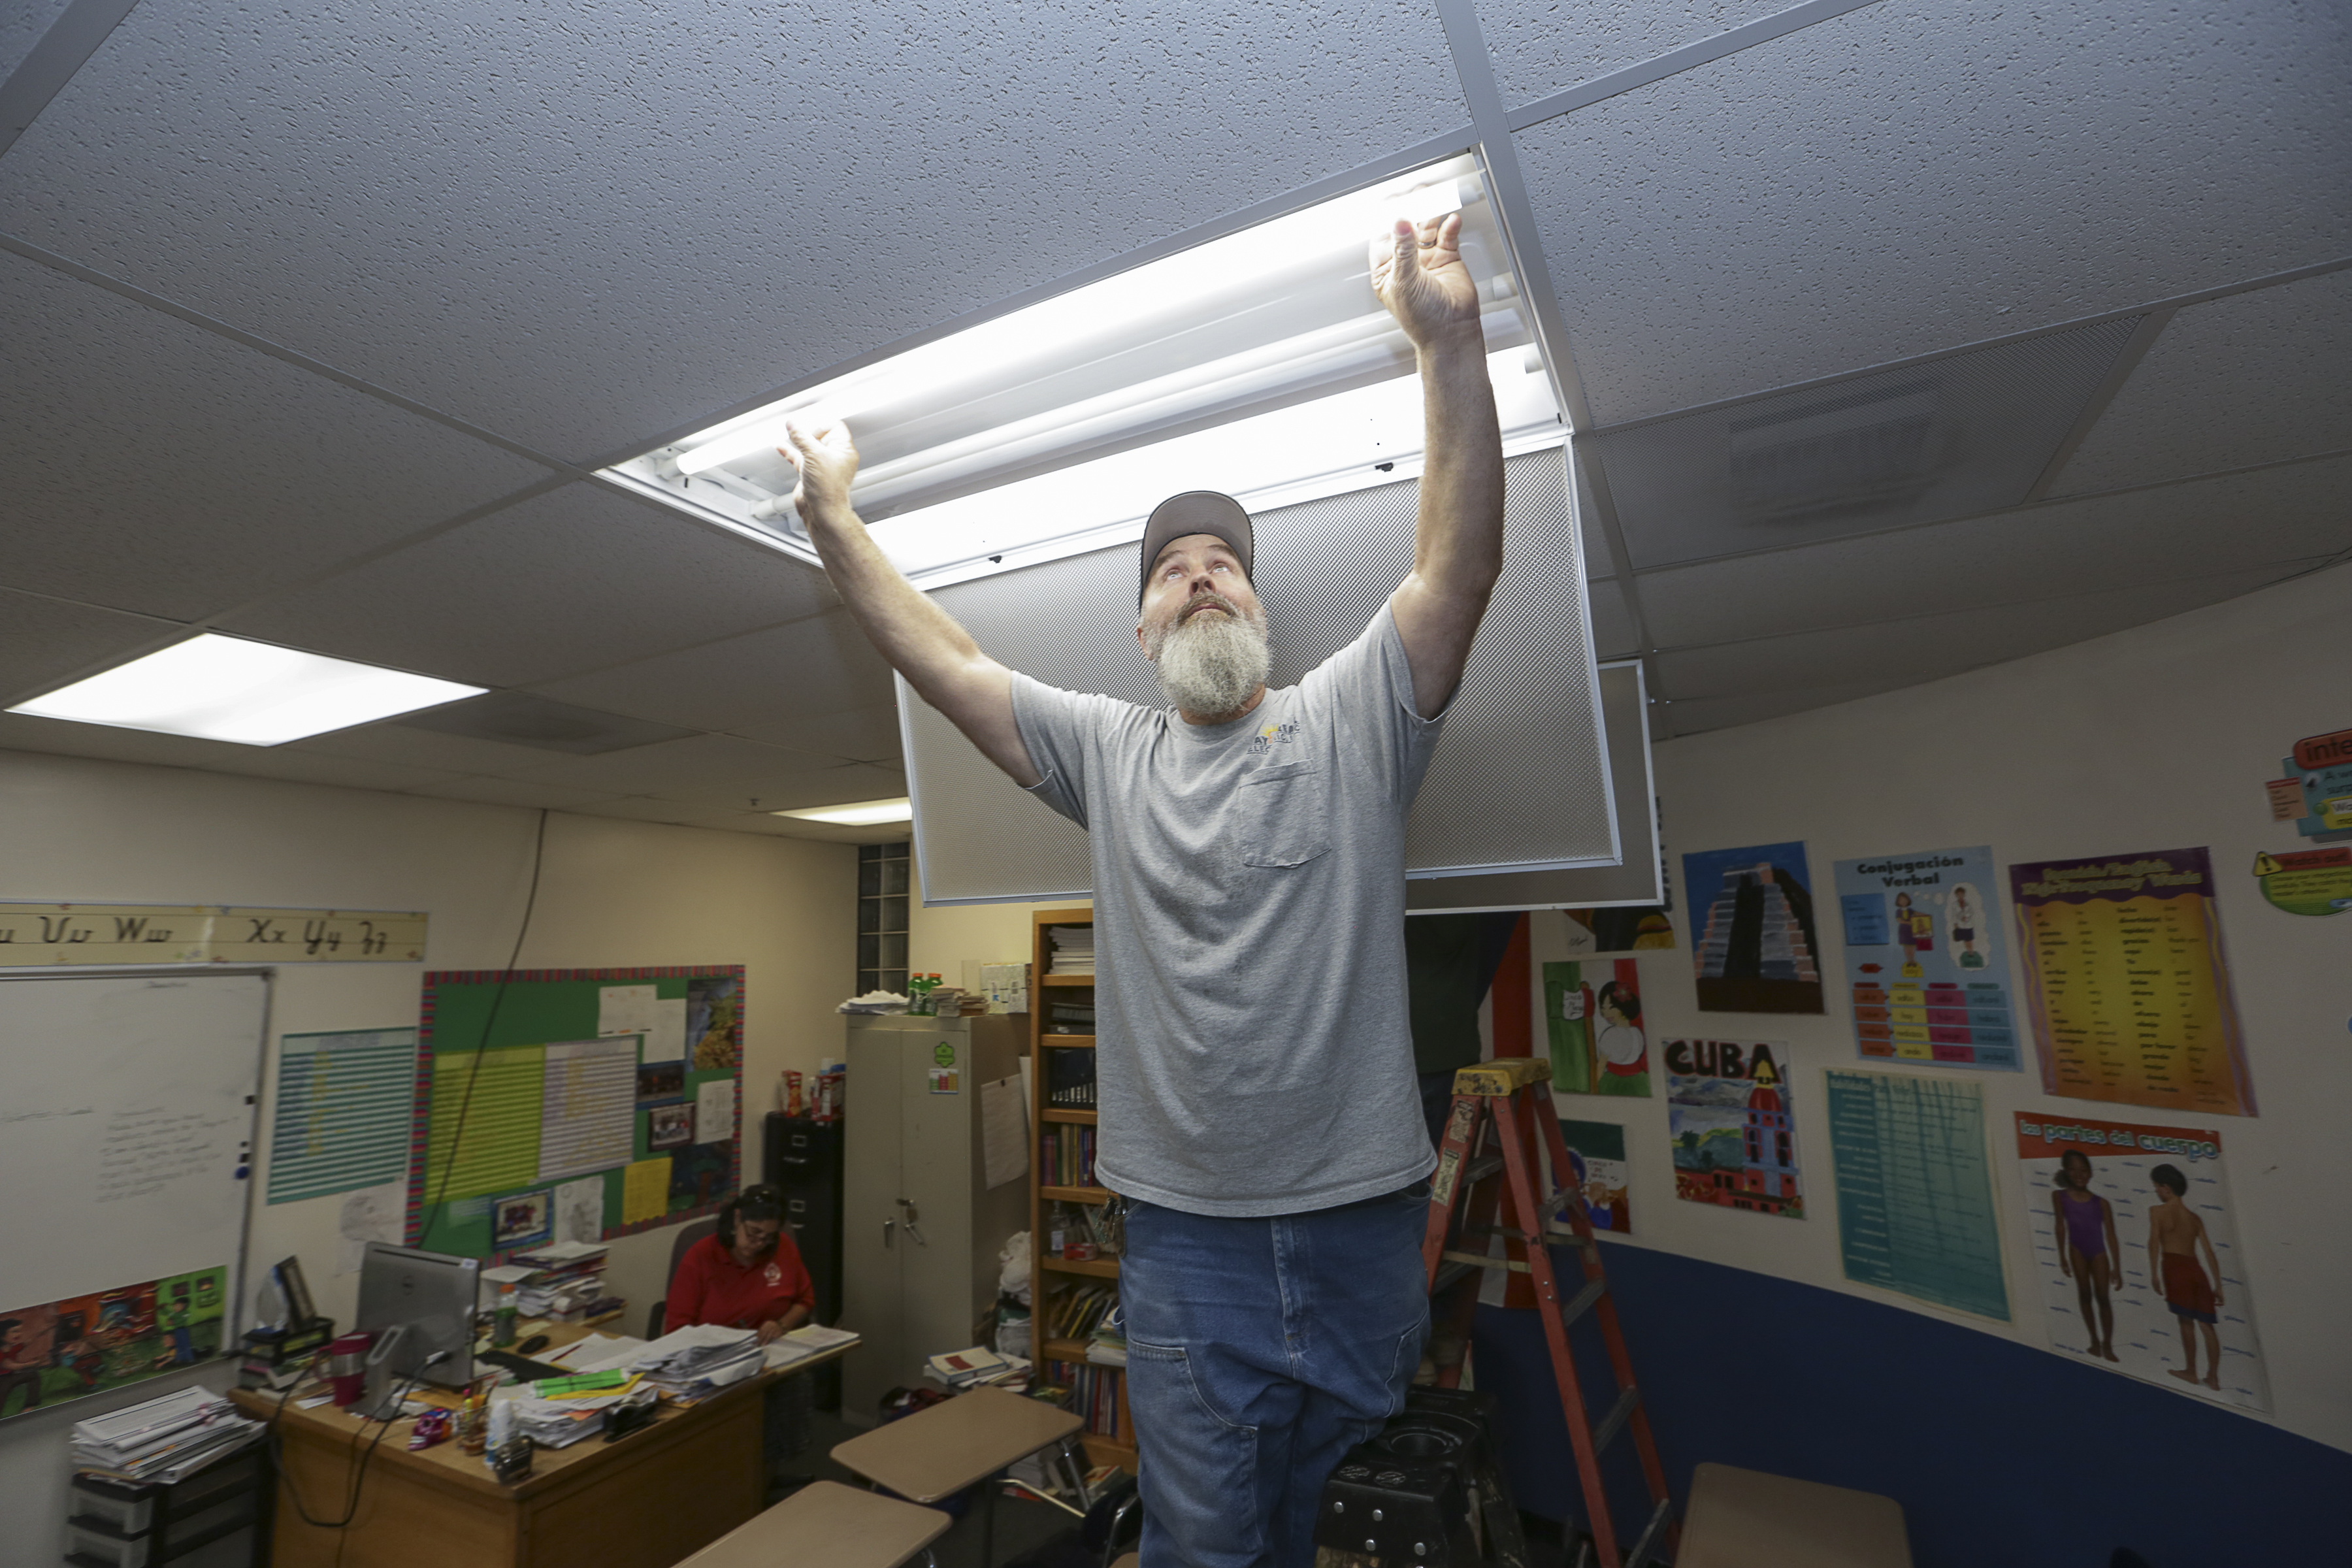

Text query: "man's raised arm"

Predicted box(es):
[1373, 214, 1507, 720]
[781, 420, 1042, 787]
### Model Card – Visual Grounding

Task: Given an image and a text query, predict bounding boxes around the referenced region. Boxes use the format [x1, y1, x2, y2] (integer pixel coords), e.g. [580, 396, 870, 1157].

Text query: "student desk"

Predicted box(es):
[231, 1326, 856, 1568]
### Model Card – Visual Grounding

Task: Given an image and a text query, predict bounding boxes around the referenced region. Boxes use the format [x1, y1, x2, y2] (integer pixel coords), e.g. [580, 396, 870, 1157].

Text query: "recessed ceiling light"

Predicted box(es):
[7, 634, 487, 746]
[771, 797, 914, 826]
[600, 153, 1560, 588]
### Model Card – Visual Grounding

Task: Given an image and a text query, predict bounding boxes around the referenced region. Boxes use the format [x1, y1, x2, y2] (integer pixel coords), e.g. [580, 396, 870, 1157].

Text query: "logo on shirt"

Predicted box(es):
[764, 1263, 782, 1286]
[1249, 720, 1300, 753]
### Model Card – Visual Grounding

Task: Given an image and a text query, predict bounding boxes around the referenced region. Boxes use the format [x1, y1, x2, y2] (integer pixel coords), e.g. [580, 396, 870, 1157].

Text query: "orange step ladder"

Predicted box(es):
[1424, 1056, 1677, 1568]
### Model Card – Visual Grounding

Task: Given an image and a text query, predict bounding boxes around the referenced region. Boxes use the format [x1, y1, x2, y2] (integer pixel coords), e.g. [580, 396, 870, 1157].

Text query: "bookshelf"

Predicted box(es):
[1029, 906, 1137, 1470]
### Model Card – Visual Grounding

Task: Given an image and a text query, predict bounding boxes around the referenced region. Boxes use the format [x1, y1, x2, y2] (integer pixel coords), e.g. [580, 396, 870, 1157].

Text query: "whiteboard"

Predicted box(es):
[0, 972, 267, 1312]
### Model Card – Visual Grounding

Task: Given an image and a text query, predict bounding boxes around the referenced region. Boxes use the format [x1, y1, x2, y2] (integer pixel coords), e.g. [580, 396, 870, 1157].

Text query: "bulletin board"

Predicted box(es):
[406, 966, 744, 1259]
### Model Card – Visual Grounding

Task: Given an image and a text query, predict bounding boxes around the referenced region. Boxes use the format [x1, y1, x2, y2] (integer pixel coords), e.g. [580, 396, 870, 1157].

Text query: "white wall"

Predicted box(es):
[1526, 562, 2352, 1456]
[0, 751, 853, 1562]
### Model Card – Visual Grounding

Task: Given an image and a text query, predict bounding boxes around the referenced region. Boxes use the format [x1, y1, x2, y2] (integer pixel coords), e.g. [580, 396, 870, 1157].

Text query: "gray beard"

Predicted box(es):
[1149, 605, 1271, 719]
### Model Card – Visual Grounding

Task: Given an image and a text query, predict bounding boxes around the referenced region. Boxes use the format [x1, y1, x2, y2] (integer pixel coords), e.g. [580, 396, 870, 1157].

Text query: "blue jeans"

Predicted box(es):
[1119, 1186, 1430, 1568]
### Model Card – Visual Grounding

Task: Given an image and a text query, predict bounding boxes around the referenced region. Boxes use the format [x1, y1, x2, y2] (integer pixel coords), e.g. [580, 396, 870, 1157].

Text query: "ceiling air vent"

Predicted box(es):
[1583, 315, 2143, 569]
[1726, 380, 1937, 522]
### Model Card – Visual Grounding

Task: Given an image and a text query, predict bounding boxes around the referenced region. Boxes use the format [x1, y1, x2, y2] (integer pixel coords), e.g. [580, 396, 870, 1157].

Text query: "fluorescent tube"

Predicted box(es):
[8, 634, 487, 746]
[772, 798, 915, 826]
[600, 155, 1551, 583]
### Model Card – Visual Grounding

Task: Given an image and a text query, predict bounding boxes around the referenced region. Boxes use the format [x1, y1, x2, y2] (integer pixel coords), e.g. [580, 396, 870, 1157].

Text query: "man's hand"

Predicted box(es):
[780, 417, 860, 519]
[1370, 213, 1482, 350]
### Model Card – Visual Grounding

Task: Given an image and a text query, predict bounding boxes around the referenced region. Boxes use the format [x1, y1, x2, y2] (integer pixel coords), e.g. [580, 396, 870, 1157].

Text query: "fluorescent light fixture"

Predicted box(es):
[600, 154, 1560, 586]
[8, 634, 487, 746]
[772, 797, 915, 826]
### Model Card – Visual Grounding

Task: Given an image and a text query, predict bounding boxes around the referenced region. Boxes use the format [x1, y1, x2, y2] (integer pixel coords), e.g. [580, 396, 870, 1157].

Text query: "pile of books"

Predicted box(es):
[1047, 927, 1094, 975]
[71, 1387, 265, 1486]
[923, 1345, 1032, 1390]
[1044, 1000, 1096, 1037]
[1039, 1127, 1100, 1188]
[1044, 1047, 1097, 1107]
[627, 1324, 765, 1401]
[499, 1241, 621, 1321]
[1047, 1281, 1119, 1346]
[1084, 1301, 1127, 1369]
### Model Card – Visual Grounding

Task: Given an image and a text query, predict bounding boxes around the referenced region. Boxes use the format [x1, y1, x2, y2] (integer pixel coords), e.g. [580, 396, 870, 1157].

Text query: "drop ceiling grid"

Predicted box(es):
[2050, 267, 2352, 497]
[0, 248, 556, 635]
[523, 609, 898, 738]
[1650, 562, 2317, 716]
[1509, 0, 2352, 425]
[212, 482, 841, 689]
[0, 0, 1469, 459]
[1475, 0, 1790, 105]
[1628, 452, 2352, 651]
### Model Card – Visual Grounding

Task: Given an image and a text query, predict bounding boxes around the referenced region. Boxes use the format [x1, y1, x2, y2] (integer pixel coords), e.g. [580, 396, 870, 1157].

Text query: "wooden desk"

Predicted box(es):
[235, 1329, 857, 1568]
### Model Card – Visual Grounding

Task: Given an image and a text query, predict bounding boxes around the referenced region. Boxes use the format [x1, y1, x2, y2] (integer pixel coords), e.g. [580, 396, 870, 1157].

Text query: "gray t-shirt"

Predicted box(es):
[1010, 603, 1446, 1217]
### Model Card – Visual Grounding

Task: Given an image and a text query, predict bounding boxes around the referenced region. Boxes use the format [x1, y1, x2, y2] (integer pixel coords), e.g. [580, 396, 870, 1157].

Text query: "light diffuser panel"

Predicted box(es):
[8, 634, 485, 745]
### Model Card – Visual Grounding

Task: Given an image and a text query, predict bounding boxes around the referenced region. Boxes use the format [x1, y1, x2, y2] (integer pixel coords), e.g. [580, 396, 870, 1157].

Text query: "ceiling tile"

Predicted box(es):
[489, 732, 849, 794]
[1655, 678, 1903, 738]
[277, 723, 599, 778]
[0, 0, 1467, 461]
[216, 483, 836, 687]
[1638, 456, 2352, 649]
[1587, 579, 1641, 658]
[195, 750, 470, 794]
[0, 589, 181, 708]
[647, 762, 908, 815]
[1479, 0, 1784, 105]
[0, 252, 553, 621]
[1514, 0, 2352, 423]
[732, 702, 905, 762]
[0, 713, 255, 772]
[2052, 269, 2352, 497]
[1, 1, 73, 80]
[525, 609, 893, 736]
[1654, 564, 2310, 701]
[408, 777, 629, 811]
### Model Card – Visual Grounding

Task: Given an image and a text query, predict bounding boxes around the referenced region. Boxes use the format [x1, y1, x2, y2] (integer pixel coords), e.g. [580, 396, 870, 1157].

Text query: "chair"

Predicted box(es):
[645, 1217, 720, 1339]
[1677, 1462, 1912, 1568]
[831, 1386, 1087, 1568]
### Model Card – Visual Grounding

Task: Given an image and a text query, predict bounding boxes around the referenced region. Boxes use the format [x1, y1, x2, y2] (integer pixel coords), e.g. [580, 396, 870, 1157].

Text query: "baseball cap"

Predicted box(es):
[1139, 492, 1254, 604]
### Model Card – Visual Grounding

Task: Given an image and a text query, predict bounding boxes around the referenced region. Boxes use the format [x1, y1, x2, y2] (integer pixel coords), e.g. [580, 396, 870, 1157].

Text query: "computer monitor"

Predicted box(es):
[355, 1242, 478, 1394]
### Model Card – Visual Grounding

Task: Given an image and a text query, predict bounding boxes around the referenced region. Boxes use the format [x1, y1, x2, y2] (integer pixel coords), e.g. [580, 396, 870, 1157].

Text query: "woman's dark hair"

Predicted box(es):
[1595, 981, 1641, 1024]
[717, 1184, 787, 1252]
[2149, 1164, 2189, 1198]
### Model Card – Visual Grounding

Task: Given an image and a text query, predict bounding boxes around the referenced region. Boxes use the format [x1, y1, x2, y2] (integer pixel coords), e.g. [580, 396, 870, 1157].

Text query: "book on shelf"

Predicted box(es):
[1045, 1048, 1097, 1107]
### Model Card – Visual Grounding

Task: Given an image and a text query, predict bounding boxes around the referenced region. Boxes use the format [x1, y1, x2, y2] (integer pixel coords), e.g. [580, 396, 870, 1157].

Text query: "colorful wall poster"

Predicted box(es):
[1557, 1120, 1633, 1234]
[1, 1266, 228, 1421]
[1682, 842, 1825, 1014]
[1663, 1038, 1801, 1218]
[1544, 959, 1650, 1096]
[268, 1026, 418, 1204]
[1559, 906, 1676, 957]
[1825, 1070, 2008, 1319]
[2266, 726, 2352, 842]
[2014, 1113, 2268, 1412]
[2008, 849, 2255, 1116]
[1833, 847, 2021, 1070]
[2249, 845, 2352, 917]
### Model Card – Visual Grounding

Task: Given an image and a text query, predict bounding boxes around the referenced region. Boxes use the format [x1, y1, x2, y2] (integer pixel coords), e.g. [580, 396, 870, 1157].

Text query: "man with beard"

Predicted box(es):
[783, 210, 1503, 1568]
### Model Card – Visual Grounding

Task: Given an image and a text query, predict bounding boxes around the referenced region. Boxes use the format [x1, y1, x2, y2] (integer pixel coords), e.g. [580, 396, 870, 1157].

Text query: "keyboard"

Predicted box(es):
[477, 1348, 573, 1382]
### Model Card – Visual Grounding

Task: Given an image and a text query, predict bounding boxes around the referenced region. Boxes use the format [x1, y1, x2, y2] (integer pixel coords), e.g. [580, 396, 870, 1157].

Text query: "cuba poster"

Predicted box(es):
[2015, 1113, 2268, 1412]
[1664, 1037, 1802, 1218]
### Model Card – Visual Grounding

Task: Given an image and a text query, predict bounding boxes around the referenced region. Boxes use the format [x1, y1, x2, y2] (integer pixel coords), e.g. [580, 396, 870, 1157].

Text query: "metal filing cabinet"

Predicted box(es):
[840, 1013, 1028, 1421]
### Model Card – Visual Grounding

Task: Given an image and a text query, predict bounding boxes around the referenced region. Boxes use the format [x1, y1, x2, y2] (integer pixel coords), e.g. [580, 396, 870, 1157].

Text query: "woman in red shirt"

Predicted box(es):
[666, 1186, 817, 1490]
[665, 1185, 815, 1341]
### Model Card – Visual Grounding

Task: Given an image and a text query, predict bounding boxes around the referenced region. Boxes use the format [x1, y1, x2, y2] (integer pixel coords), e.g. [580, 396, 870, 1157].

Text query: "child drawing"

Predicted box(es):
[1948, 883, 1985, 969]
[2148, 1164, 2224, 1390]
[2051, 1149, 2121, 1362]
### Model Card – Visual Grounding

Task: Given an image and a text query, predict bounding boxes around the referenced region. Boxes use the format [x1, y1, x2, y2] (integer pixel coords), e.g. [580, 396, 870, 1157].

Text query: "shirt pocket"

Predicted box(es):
[1238, 761, 1331, 870]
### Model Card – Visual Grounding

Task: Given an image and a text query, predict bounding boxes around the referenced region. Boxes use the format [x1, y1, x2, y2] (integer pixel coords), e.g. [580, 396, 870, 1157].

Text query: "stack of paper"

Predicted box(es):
[837, 990, 910, 1015]
[924, 1345, 1030, 1389]
[762, 1324, 860, 1370]
[502, 1241, 619, 1320]
[71, 1387, 265, 1484]
[496, 1390, 636, 1448]
[1047, 928, 1094, 975]
[628, 1324, 765, 1400]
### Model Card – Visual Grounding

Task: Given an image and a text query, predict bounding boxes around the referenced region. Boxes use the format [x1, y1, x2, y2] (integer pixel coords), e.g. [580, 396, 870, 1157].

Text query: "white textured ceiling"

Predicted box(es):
[1, 0, 2346, 836]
